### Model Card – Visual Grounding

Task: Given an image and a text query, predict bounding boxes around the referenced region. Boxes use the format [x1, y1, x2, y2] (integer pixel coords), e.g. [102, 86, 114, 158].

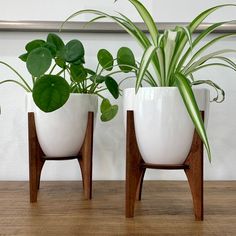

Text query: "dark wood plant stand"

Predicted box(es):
[126, 111, 204, 220]
[28, 112, 94, 203]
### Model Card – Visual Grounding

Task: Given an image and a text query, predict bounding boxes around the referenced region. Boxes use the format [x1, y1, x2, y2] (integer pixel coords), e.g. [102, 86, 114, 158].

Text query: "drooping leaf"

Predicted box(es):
[192, 79, 225, 103]
[32, 74, 70, 112]
[25, 39, 45, 52]
[26, 47, 52, 77]
[117, 47, 136, 73]
[175, 72, 211, 162]
[100, 99, 118, 122]
[97, 49, 114, 71]
[105, 76, 119, 99]
[100, 98, 111, 113]
[63, 39, 84, 63]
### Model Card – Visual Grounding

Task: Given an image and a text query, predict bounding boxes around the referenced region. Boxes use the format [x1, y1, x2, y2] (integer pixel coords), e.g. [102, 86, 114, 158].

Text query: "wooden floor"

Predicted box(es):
[0, 181, 235, 235]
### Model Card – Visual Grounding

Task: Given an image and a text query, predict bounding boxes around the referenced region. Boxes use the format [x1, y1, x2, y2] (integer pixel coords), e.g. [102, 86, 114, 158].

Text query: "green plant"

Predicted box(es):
[0, 33, 137, 121]
[63, 0, 236, 161]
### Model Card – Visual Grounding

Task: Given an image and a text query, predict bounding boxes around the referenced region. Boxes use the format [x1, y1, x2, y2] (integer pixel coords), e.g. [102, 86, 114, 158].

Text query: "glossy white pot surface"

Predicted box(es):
[27, 93, 98, 157]
[123, 87, 210, 164]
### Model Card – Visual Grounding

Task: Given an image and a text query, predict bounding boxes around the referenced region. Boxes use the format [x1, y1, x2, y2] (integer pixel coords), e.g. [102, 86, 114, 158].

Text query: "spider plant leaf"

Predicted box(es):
[189, 4, 236, 33]
[184, 49, 236, 75]
[185, 33, 236, 70]
[188, 62, 236, 76]
[213, 56, 236, 70]
[192, 79, 225, 103]
[128, 0, 159, 45]
[117, 12, 151, 47]
[175, 72, 211, 162]
[176, 26, 193, 49]
[62, 9, 162, 84]
[172, 5, 236, 79]
[178, 21, 234, 69]
[136, 45, 157, 91]
[164, 30, 178, 82]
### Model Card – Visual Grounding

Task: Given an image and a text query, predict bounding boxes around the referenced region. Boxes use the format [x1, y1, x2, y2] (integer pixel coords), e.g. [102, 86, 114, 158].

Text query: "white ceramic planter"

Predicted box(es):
[26, 93, 98, 157]
[123, 87, 210, 164]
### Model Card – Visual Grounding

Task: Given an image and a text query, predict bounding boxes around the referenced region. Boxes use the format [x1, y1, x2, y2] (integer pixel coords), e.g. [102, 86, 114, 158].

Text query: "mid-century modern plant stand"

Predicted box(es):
[28, 112, 94, 203]
[126, 111, 204, 221]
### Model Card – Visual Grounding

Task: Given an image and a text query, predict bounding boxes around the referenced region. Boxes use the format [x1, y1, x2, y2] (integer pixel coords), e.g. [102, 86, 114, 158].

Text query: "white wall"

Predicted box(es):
[0, 1, 236, 180]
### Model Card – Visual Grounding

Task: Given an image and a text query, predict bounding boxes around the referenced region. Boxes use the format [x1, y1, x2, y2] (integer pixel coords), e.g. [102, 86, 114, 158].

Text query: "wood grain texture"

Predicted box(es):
[126, 111, 204, 220]
[28, 112, 94, 202]
[0, 181, 235, 235]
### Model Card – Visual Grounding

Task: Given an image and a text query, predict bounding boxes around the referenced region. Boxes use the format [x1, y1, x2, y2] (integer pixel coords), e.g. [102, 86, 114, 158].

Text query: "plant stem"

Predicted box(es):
[0, 61, 32, 91]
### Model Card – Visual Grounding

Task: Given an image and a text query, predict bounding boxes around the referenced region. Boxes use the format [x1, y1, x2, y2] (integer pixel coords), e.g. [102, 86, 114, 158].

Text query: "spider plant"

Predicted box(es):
[63, 0, 236, 162]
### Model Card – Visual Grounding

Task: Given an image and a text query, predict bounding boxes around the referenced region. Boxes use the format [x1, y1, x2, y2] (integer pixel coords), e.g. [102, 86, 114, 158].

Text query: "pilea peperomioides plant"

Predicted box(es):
[0, 33, 137, 121]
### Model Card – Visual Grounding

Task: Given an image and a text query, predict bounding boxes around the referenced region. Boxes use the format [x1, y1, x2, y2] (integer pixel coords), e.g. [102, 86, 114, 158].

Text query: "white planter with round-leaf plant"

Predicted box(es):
[0, 33, 137, 157]
[65, 0, 236, 164]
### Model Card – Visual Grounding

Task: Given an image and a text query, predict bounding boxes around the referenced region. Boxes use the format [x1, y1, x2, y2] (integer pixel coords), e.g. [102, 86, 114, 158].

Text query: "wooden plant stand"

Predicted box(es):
[28, 112, 94, 203]
[126, 111, 204, 220]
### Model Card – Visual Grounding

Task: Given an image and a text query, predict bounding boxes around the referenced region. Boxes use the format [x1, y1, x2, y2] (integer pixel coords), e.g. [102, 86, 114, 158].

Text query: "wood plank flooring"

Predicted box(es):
[0, 181, 235, 235]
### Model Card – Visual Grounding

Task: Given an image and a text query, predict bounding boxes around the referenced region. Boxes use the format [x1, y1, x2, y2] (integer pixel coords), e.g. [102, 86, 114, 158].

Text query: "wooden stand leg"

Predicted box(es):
[125, 110, 204, 220]
[78, 112, 94, 200]
[28, 111, 94, 202]
[126, 111, 145, 218]
[28, 112, 44, 203]
[184, 130, 204, 221]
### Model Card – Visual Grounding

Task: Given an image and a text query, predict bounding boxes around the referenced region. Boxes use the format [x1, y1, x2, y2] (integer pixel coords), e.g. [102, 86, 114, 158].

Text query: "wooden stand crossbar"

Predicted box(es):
[28, 112, 94, 203]
[126, 111, 204, 220]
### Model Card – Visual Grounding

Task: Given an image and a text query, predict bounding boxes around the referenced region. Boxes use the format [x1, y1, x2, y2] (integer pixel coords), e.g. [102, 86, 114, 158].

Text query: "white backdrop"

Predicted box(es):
[0, 1, 236, 180]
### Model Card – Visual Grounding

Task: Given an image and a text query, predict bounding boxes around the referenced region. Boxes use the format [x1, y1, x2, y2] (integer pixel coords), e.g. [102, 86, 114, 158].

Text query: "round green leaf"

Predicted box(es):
[100, 103, 118, 122]
[32, 75, 70, 112]
[97, 49, 113, 71]
[47, 33, 65, 51]
[44, 43, 57, 57]
[117, 47, 136, 73]
[100, 98, 111, 113]
[63, 39, 84, 63]
[70, 64, 87, 82]
[26, 47, 52, 77]
[105, 76, 119, 99]
[25, 40, 46, 53]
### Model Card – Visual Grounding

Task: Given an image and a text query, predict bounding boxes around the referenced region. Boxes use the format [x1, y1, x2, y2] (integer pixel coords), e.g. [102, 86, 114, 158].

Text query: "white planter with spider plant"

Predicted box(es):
[1, 33, 136, 157]
[65, 0, 236, 163]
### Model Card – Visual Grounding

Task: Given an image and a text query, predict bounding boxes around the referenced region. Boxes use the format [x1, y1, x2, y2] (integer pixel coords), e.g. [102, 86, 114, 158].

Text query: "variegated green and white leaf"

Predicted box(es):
[136, 45, 157, 91]
[184, 49, 236, 74]
[192, 79, 225, 103]
[175, 73, 211, 162]
[128, 0, 159, 46]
